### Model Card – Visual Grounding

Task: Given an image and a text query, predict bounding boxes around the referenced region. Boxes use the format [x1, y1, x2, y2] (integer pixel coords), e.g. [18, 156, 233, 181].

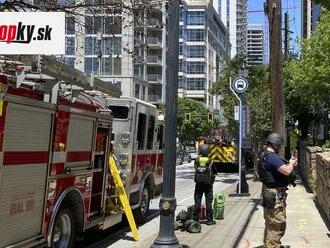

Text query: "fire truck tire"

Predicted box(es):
[51, 207, 76, 248]
[134, 186, 150, 223]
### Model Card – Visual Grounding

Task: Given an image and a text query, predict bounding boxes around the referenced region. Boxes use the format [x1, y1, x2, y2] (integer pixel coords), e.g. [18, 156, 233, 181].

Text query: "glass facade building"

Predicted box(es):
[178, 1, 230, 108]
[64, 0, 167, 103]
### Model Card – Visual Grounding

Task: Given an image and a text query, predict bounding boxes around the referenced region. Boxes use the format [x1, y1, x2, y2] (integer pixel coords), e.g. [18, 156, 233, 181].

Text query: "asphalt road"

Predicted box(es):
[79, 161, 239, 248]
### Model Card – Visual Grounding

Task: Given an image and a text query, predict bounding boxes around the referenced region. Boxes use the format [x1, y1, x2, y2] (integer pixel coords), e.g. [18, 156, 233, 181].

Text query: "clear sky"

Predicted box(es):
[248, 0, 302, 55]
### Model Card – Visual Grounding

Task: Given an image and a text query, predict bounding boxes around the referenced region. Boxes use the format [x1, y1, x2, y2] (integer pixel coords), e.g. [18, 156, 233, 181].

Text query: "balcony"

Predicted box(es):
[147, 74, 162, 84]
[148, 94, 162, 103]
[147, 55, 162, 66]
[147, 18, 163, 29]
[146, 37, 162, 48]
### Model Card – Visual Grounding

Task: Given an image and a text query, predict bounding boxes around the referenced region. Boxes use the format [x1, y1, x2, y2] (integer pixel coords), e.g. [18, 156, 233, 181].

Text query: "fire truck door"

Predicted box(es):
[90, 125, 110, 217]
[0, 102, 54, 247]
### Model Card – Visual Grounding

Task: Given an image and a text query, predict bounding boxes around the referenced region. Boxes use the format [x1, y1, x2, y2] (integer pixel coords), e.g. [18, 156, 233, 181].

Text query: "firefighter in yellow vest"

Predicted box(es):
[193, 144, 216, 225]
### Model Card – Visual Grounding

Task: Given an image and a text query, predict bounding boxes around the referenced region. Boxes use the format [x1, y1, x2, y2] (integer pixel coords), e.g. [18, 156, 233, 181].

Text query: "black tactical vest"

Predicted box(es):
[258, 149, 289, 188]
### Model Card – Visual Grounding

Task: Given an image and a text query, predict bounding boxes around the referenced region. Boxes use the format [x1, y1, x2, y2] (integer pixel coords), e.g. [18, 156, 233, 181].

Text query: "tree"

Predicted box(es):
[177, 98, 218, 147]
[211, 55, 244, 134]
[314, 0, 330, 10]
[285, 10, 330, 139]
[211, 58, 272, 151]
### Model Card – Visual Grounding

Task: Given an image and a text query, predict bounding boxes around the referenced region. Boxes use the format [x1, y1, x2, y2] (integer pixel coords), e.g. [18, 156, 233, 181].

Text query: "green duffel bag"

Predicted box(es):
[213, 192, 225, 220]
[184, 219, 202, 233]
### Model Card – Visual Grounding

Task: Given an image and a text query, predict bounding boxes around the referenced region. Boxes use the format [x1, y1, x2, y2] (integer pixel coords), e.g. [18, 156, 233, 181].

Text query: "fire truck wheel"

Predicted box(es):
[51, 207, 75, 248]
[135, 186, 150, 223]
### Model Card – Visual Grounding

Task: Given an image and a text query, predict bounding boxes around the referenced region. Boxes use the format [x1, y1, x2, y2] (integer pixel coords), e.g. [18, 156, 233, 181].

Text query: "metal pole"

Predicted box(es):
[152, 0, 181, 247]
[229, 78, 250, 196]
[238, 98, 242, 194]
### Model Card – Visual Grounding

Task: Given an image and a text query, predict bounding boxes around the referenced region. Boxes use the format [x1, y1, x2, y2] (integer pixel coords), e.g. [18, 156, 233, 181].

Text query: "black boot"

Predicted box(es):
[206, 219, 216, 225]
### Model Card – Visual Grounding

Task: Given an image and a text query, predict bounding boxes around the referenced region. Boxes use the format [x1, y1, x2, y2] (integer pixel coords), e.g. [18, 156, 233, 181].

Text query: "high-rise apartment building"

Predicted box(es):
[302, 0, 322, 39]
[217, 0, 247, 58]
[178, 0, 231, 109]
[247, 24, 264, 66]
[64, 1, 167, 104]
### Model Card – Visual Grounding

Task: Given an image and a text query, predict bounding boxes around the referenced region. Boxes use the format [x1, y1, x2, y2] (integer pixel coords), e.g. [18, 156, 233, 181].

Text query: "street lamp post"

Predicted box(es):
[152, 0, 182, 247]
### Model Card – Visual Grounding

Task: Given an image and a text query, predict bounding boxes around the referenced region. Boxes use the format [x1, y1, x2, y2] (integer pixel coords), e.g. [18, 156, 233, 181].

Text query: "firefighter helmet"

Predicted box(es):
[266, 133, 284, 145]
[198, 144, 210, 157]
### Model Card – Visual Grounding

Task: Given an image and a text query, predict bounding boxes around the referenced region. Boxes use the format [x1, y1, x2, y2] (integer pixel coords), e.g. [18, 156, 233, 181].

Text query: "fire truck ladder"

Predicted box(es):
[1, 55, 121, 99]
[108, 154, 139, 241]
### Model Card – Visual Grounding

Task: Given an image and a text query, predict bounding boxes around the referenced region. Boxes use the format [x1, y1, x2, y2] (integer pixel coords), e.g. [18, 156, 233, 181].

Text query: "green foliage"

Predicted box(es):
[177, 98, 218, 146]
[211, 57, 271, 150]
[245, 66, 272, 149]
[285, 11, 330, 138]
[314, 0, 330, 10]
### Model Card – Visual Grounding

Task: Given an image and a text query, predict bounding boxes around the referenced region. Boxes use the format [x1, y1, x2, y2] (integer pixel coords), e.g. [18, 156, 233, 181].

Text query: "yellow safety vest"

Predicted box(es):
[198, 156, 209, 167]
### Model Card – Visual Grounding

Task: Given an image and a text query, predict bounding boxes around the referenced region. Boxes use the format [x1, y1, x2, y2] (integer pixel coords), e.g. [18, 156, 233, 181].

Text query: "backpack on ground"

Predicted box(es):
[213, 192, 225, 219]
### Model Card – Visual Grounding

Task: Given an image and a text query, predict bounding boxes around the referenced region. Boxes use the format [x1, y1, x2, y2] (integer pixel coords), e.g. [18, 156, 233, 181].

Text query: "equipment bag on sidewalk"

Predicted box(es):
[187, 204, 206, 220]
[213, 192, 225, 219]
[185, 219, 202, 233]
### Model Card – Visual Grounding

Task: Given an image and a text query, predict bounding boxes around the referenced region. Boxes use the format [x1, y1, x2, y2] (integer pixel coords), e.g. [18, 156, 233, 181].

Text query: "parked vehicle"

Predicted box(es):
[189, 151, 198, 160]
[176, 150, 192, 165]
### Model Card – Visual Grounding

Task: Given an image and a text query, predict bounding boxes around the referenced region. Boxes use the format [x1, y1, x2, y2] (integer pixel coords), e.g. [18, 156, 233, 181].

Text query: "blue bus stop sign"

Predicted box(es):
[232, 77, 249, 94]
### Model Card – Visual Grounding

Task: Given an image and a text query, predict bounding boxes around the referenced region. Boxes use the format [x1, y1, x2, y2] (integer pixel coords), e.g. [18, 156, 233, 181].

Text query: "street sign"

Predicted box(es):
[232, 77, 249, 94]
[242, 105, 252, 148]
[229, 76, 250, 195]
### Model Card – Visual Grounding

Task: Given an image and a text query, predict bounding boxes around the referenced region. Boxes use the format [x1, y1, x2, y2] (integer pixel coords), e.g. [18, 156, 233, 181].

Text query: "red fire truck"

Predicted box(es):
[0, 62, 164, 247]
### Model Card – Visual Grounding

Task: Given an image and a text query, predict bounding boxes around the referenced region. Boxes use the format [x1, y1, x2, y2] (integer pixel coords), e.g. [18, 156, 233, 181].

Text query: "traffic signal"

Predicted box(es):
[208, 112, 213, 122]
[185, 113, 191, 123]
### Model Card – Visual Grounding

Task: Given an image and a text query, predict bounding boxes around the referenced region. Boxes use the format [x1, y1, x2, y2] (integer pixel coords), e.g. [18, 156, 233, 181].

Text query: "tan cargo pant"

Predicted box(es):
[262, 186, 288, 248]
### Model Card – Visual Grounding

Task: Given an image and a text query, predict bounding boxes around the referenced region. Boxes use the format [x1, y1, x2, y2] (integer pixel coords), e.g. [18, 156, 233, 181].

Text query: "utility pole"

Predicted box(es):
[152, 0, 181, 247]
[265, 0, 285, 155]
[284, 11, 289, 58]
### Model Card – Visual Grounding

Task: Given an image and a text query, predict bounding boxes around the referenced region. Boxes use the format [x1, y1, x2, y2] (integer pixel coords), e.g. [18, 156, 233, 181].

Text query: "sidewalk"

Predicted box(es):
[143, 178, 330, 248]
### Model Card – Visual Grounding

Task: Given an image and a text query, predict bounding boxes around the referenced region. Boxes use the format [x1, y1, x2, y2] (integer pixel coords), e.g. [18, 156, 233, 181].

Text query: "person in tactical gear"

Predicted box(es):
[193, 144, 216, 225]
[259, 133, 298, 248]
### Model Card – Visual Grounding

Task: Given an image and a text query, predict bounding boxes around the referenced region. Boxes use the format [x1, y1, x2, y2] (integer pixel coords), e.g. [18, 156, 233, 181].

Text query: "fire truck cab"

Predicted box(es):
[107, 97, 164, 221]
[0, 71, 163, 247]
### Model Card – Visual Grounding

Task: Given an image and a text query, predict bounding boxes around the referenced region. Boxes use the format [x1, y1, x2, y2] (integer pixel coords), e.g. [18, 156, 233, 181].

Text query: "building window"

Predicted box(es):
[84, 57, 99, 76]
[135, 84, 140, 99]
[137, 113, 147, 150]
[65, 57, 75, 68]
[157, 124, 164, 149]
[179, 59, 186, 72]
[187, 45, 205, 58]
[179, 26, 186, 39]
[102, 57, 112, 75]
[187, 78, 205, 90]
[187, 29, 205, 42]
[179, 76, 186, 89]
[66, 16, 75, 35]
[147, 116, 155, 149]
[113, 57, 121, 75]
[85, 37, 96, 55]
[187, 62, 205, 74]
[65, 37, 75, 55]
[187, 11, 205, 25]
[180, 7, 186, 22]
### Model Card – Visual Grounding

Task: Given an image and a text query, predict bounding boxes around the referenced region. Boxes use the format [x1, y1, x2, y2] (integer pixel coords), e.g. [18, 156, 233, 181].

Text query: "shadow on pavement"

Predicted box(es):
[76, 209, 160, 247]
[314, 199, 330, 233]
[176, 171, 195, 179]
[233, 198, 262, 248]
